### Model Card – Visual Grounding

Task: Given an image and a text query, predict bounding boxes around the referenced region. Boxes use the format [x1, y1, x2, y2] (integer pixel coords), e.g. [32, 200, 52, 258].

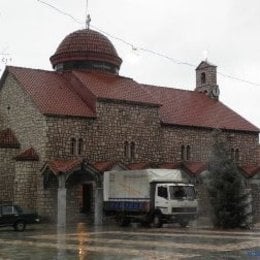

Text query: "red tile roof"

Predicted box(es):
[127, 162, 153, 170]
[92, 161, 118, 172]
[159, 161, 207, 176]
[15, 147, 39, 161]
[48, 159, 82, 175]
[50, 29, 122, 68]
[142, 84, 259, 132]
[240, 165, 260, 177]
[0, 128, 20, 148]
[72, 71, 160, 106]
[182, 162, 207, 176]
[159, 162, 181, 169]
[44, 160, 126, 175]
[2, 66, 259, 133]
[5, 67, 95, 118]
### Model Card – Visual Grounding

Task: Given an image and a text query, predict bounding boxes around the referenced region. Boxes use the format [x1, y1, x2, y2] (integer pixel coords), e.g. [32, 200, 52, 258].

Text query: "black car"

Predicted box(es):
[0, 204, 40, 231]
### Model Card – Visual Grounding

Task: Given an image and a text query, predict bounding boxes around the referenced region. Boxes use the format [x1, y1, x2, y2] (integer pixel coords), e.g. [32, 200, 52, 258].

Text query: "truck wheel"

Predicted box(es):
[151, 214, 162, 228]
[119, 218, 130, 227]
[14, 220, 26, 231]
[179, 219, 189, 228]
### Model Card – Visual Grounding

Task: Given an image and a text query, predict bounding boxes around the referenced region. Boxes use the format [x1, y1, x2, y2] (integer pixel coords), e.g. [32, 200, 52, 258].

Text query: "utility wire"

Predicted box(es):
[218, 71, 260, 87]
[37, 0, 83, 25]
[36, 0, 260, 87]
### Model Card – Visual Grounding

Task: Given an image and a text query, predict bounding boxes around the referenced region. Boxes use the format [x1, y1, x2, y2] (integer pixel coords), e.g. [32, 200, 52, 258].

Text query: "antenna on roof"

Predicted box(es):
[85, 0, 91, 29]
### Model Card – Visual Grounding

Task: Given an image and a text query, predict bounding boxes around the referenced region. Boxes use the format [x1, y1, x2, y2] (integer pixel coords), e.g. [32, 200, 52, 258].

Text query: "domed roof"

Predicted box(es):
[50, 29, 122, 71]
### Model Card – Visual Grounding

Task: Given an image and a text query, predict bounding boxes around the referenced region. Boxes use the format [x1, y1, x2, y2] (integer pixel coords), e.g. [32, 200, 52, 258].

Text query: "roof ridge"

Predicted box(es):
[7, 65, 53, 74]
[142, 83, 194, 93]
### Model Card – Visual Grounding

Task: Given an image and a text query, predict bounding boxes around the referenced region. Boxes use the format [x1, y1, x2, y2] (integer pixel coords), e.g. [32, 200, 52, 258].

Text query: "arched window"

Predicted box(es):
[186, 145, 191, 161]
[235, 149, 240, 162]
[70, 138, 76, 155]
[78, 138, 83, 155]
[181, 145, 191, 161]
[130, 142, 136, 161]
[181, 145, 185, 160]
[124, 141, 129, 159]
[201, 72, 206, 84]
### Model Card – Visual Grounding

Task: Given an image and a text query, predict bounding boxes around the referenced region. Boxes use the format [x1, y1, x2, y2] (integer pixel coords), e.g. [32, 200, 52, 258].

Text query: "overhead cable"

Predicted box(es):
[35, 0, 260, 87]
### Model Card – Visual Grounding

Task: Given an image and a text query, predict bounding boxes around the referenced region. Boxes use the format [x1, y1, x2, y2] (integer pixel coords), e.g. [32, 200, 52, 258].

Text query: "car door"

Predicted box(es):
[155, 185, 169, 214]
[0, 206, 3, 225]
[1, 205, 17, 226]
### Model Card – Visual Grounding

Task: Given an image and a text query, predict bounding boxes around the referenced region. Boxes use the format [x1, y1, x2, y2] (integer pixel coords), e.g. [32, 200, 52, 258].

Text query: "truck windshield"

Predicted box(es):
[169, 186, 196, 200]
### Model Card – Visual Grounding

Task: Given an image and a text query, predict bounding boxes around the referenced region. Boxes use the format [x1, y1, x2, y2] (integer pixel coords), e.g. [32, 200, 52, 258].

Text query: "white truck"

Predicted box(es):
[103, 169, 198, 227]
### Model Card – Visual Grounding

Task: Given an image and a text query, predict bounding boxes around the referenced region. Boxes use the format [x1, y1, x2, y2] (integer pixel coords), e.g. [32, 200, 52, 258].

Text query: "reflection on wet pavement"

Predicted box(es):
[0, 223, 260, 259]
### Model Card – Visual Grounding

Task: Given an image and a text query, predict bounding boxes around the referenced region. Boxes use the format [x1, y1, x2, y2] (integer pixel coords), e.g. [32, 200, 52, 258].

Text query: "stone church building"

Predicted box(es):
[0, 28, 259, 223]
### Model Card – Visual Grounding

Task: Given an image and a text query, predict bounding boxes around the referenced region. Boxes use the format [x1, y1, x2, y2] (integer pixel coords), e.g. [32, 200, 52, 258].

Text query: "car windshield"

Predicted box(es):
[14, 205, 23, 214]
[169, 186, 196, 200]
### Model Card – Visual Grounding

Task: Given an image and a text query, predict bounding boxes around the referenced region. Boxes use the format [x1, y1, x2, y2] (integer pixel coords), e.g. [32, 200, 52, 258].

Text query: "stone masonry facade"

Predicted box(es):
[0, 73, 259, 222]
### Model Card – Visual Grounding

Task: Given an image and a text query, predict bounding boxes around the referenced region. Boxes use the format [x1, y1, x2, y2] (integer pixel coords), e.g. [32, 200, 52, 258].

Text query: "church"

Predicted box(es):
[0, 27, 259, 223]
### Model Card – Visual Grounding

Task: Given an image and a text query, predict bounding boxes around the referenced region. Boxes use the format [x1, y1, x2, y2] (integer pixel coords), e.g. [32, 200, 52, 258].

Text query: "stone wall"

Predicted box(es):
[45, 100, 161, 163]
[0, 73, 48, 215]
[37, 173, 58, 222]
[161, 126, 259, 165]
[0, 74, 48, 160]
[257, 144, 260, 165]
[13, 161, 39, 210]
[195, 183, 213, 218]
[250, 181, 260, 223]
[0, 148, 19, 202]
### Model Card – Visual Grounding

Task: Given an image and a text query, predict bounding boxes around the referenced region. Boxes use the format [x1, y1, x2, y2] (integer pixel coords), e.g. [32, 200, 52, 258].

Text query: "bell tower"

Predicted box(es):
[195, 61, 220, 99]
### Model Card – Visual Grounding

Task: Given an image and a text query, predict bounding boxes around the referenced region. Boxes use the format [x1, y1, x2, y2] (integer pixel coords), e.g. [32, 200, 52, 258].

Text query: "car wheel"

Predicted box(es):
[179, 219, 189, 228]
[14, 220, 26, 231]
[150, 214, 162, 228]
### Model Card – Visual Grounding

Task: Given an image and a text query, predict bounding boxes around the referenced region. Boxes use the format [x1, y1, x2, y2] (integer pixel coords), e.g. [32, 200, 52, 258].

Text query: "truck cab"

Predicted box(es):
[152, 183, 198, 227]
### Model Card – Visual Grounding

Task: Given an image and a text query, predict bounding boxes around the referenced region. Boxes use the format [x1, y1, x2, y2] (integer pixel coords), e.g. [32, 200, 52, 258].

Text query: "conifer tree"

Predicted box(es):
[206, 130, 250, 229]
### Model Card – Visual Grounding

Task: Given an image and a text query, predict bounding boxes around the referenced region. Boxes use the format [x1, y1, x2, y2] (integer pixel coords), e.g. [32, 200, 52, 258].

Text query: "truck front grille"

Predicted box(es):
[172, 207, 197, 213]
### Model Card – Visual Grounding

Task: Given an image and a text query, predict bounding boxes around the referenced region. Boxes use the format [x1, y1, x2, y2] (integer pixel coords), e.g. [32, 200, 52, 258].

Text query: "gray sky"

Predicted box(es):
[0, 0, 259, 128]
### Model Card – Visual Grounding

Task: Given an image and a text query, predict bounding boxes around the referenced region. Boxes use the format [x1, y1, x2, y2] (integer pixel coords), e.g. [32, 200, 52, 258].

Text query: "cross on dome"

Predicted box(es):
[86, 14, 91, 29]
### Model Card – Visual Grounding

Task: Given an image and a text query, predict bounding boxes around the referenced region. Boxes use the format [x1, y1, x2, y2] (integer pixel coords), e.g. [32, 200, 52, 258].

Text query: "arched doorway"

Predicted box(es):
[42, 159, 102, 225]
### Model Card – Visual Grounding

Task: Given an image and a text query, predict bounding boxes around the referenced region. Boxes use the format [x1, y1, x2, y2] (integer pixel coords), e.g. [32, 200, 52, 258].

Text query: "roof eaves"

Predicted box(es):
[97, 97, 161, 107]
[160, 121, 260, 134]
[43, 112, 96, 119]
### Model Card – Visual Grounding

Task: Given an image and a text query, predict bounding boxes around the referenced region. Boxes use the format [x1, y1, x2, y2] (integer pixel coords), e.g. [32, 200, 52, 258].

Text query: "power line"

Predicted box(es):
[218, 71, 260, 87]
[37, 0, 83, 25]
[36, 0, 260, 88]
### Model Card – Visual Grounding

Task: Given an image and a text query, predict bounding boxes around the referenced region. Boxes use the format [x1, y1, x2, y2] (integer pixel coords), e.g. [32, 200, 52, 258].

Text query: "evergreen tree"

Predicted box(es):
[206, 130, 249, 229]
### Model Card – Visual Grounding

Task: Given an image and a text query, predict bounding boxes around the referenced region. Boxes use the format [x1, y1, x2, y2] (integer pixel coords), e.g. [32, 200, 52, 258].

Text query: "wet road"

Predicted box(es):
[0, 222, 260, 259]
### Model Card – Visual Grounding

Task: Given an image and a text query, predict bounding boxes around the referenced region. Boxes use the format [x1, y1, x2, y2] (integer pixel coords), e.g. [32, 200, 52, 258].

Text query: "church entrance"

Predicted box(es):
[82, 183, 94, 213]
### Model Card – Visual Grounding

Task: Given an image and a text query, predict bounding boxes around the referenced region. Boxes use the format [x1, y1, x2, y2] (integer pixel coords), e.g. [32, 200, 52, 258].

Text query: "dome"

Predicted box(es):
[50, 29, 122, 74]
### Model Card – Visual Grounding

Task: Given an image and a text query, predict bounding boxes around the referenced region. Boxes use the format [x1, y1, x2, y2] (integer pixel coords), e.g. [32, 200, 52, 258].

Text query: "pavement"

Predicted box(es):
[0, 219, 260, 259]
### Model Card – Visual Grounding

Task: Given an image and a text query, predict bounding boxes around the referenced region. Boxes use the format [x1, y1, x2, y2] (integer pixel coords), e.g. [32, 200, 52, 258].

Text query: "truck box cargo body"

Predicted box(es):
[103, 169, 198, 227]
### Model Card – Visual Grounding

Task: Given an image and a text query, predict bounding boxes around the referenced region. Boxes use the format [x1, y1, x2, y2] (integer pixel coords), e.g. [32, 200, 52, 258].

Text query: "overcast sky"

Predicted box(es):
[0, 0, 259, 129]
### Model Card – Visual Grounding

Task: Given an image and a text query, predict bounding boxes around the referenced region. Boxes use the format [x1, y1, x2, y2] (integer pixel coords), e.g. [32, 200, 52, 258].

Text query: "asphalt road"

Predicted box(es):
[0, 222, 260, 259]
